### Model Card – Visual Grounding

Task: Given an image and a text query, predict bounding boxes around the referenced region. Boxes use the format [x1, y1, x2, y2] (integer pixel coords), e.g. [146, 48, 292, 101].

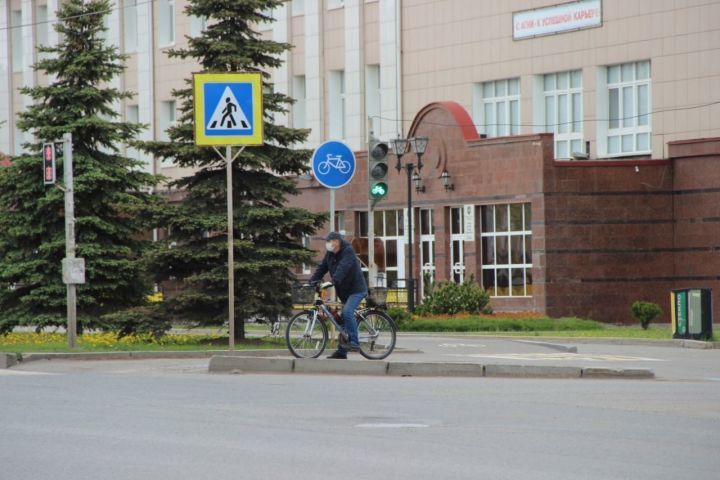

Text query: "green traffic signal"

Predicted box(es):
[370, 182, 388, 199]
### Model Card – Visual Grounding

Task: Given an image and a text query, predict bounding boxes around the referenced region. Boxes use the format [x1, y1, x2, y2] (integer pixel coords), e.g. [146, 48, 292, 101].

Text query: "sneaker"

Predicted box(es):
[339, 340, 361, 353]
[326, 350, 347, 360]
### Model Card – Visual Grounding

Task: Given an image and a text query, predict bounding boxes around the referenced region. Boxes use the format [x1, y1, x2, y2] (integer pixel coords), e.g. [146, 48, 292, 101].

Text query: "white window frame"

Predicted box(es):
[373, 209, 405, 288]
[292, 75, 306, 129]
[481, 204, 532, 298]
[11, 9, 23, 72]
[158, 0, 175, 48]
[329, 70, 346, 140]
[604, 61, 651, 157]
[301, 234, 312, 275]
[123, 0, 138, 53]
[473, 78, 520, 137]
[543, 70, 583, 159]
[449, 207, 465, 283]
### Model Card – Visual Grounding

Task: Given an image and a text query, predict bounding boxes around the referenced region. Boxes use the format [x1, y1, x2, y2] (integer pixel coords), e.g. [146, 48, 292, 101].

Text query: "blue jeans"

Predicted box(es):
[338, 291, 366, 353]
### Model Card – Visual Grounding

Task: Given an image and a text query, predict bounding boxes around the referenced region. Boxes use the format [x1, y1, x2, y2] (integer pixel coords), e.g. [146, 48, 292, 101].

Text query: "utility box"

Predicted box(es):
[671, 289, 713, 340]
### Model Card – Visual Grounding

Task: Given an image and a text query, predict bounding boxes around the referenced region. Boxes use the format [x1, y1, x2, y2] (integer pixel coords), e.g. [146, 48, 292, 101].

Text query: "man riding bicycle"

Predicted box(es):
[308, 231, 368, 359]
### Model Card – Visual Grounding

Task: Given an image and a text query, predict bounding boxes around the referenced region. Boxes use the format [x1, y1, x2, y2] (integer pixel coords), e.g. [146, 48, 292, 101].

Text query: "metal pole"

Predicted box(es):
[329, 188, 335, 232]
[406, 164, 415, 312]
[226, 145, 235, 350]
[63, 133, 77, 348]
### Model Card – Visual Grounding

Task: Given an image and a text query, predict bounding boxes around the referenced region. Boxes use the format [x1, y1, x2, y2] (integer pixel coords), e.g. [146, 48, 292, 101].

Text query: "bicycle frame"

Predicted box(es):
[302, 290, 379, 341]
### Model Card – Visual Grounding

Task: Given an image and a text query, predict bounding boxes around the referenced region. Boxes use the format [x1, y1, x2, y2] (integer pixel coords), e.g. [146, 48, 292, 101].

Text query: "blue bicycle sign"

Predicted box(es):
[311, 140, 356, 189]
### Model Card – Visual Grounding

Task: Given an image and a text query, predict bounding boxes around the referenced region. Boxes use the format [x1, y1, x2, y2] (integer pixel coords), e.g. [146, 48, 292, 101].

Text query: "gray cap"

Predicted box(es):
[325, 231, 343, 241]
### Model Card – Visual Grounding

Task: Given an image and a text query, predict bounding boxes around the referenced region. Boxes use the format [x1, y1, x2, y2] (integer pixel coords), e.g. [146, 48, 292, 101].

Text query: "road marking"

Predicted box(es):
[438, 343, 486, 348]
[355, 423, 429, 429]
[0, 370, 58, 376]
[443, 353, 665, 362]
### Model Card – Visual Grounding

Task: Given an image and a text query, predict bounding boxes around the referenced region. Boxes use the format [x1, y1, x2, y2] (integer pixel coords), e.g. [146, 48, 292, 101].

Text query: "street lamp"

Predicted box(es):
[440, 168, 455, 191]
[390, 135, 429, 312]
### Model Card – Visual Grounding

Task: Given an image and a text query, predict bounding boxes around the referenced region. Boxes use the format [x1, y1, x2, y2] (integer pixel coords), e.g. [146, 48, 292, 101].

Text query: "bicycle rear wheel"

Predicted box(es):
[357, 309, 396, 360]
[286, 310, 328, 359]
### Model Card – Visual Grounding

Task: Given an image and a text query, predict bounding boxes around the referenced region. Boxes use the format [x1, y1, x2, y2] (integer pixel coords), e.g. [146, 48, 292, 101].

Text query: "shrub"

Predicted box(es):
[386, 306, 413, 329]
[415, 277, 492, 316]
[631, 301, 663, 330]
[101, 305, 171, 339]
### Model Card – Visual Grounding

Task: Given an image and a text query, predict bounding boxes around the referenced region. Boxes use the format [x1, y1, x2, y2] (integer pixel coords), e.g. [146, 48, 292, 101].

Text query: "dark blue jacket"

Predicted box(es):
[309, 239, 368, 303]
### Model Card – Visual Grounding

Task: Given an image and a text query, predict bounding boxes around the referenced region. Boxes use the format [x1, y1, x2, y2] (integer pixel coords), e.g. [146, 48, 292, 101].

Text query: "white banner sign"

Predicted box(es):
[513, 0, 602, 40]
[463, 205, 475, 242]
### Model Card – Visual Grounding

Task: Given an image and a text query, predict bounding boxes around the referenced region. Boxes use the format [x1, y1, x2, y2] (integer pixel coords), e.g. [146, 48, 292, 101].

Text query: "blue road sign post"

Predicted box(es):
[312, 141, 357, 232]
[193, 72, 264, 351]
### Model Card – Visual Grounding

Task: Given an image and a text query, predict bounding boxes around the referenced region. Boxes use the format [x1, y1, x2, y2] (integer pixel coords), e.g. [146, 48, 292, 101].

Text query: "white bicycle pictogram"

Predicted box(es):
[317, 154, 351, 175]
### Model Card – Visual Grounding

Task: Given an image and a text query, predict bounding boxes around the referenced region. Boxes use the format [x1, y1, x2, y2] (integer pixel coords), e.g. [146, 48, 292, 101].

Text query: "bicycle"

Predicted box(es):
[286, 282, 397, 360]
[317, 154, 351, 175]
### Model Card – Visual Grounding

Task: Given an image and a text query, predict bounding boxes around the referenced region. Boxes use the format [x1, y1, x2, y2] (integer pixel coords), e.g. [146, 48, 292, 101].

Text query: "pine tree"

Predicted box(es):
[0, 0, 159, 334]
[140, 0, 326, 340]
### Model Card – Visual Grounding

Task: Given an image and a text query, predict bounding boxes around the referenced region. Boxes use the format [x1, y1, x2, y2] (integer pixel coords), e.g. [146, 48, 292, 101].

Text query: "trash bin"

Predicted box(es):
[671, 289, 713, 340]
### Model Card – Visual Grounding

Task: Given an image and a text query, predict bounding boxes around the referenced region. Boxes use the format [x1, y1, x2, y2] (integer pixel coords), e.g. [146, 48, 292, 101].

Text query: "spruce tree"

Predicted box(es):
[0, 0, 159, 334]
[141, 0, 326, 339]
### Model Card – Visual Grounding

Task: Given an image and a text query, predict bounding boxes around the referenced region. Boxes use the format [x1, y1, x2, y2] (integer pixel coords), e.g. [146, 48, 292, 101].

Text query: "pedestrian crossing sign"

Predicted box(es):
[193, 72, 264, 146]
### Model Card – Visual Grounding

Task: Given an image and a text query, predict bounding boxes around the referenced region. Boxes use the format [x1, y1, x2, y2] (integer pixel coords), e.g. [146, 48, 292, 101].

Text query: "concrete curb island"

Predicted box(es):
[208, 355, 655, 379]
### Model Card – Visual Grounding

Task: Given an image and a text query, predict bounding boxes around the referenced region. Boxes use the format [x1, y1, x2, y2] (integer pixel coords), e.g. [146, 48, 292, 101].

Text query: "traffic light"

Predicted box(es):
[43, 142, 56, 185]
[368, 140, 389, 200]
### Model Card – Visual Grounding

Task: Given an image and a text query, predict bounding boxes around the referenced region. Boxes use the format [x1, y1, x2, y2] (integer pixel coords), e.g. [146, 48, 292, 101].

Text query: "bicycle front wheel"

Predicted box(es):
[286, 310, 328, 359]
[357, 309, 397, 360]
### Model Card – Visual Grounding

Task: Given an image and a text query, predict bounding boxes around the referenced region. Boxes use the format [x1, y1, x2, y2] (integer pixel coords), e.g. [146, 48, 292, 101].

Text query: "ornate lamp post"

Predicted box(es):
[390, 136, 429, 312]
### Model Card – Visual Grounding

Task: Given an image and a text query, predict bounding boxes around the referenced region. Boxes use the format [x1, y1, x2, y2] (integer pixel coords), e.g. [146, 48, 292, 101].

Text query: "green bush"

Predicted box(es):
[386, 306, 412, 329]
[415, 277, 492, 316]
[631, 301, 663, 330]
[101, 305, 171, 339]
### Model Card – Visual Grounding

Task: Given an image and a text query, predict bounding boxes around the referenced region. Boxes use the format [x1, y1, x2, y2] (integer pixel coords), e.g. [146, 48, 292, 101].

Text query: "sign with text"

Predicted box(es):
[513, 0, 602, 40]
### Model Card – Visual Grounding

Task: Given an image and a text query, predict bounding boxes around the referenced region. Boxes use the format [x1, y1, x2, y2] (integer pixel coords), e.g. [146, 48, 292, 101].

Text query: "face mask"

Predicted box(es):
[325, 241, 334, 252]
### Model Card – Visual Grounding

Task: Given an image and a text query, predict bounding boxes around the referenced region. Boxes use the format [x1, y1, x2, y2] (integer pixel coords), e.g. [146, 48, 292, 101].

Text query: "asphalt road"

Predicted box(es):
[2, 356, 719, 480]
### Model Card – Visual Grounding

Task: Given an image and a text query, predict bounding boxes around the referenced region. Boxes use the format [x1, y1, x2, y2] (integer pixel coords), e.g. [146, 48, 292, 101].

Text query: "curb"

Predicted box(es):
[398, 333, 719, 349]
[208, 355, 655, 380]
[1, 353, 18, 369]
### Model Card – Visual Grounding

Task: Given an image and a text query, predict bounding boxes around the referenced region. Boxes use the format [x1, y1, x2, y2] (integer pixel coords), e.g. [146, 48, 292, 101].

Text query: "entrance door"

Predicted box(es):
[450, 206, 465, 283]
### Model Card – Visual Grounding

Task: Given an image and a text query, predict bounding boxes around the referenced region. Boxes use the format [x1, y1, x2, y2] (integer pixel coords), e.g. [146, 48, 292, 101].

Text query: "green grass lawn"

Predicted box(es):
[399, 315, 716, 341]
[0, 332, 285, 354]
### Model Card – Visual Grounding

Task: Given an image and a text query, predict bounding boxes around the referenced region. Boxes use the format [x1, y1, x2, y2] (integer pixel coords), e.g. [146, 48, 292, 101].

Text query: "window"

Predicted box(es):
[474, 78, 520, 137]
[328, 0, 344, 9]
[123, 0, 138, 52]
[334, 211, 345, 234]
[159, 100, 176, 165]
[190, 15, 207, 38]
[481, 204, 532, 297]
[365, 64, 381, 137]
[329, 70, 345, 140]
[292, 75, 306, 129]
[301, 234, 312, 275]
[450, 207, 465, 283]
[419, 208, 435, 297]
[543, 70, 583, 159]
[606, 61, 651, 156]
[13, 127, 24, 155]
[292, 0, 305, 16]
[36, 5, 49, 59]
[11, 9, 23, 72]
[370, 210, 405, 288]
[158, 0, 175, 47]
[126, 105, 140, 160]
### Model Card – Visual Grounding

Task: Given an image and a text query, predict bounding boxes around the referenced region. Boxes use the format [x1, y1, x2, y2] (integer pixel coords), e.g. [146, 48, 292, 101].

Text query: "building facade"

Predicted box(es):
[1, 0, 719, 322]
